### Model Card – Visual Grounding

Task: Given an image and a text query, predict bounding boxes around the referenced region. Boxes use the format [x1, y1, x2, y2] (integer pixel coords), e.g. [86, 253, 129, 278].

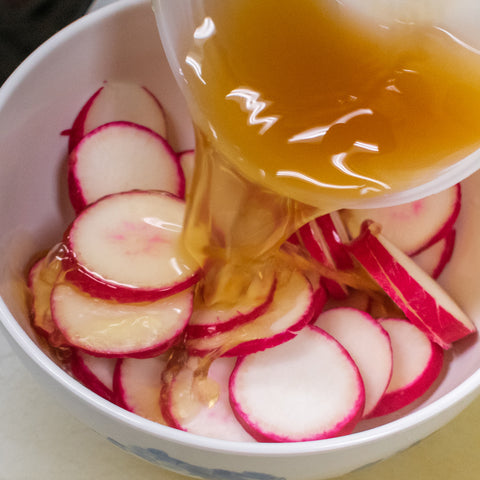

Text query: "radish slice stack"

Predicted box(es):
[68, 121, 184, 212]
[63, 191, 200, 303]
[341, 184, 461, 255]
[163, 356, 256, 441]
[70, 349, 117, 403]
[230, 326, 365, 442]
[314, 308, 393, 417]
[114, 355, 169, 424]
[26, 81, 476, 444]
[67, 81, 167, 151]
[368, 318, 444, 418]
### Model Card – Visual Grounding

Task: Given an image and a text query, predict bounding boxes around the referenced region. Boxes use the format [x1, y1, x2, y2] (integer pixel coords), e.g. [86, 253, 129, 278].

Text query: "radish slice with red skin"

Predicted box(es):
[347, 221, 475, 349]
[68, 82, 167, 151]
[178, 149, 195, 197]
[68, 121, 185, 213]
[63, 190, 201, 303]
[229, 325, 365, 442]
[51, 282, 193, 358]
[186, 271, 315, 357]
[299, 220, 349, 300]
[186, 278, 277, 338]
[113, 355, 168, 424]
[314, 212, 353, 270]
[28, 256, 68, 347]
[70, 349, 117, 403]
[341, 183, 461, 256]
[304, 269, 328, 318]
[314, 307, 393, 417]
[368, 318, 444, 418]
[412, 229, 456, 279]
[164, 356, 255, 441]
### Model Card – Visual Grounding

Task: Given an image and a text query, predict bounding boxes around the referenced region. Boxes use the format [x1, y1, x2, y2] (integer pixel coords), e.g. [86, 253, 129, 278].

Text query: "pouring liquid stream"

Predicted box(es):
[170, 0, 480, 305]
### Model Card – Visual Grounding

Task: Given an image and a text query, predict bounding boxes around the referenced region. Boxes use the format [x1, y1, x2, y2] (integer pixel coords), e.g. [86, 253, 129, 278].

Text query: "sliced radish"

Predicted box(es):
[186, 270, 314, 357]
[314, 212, 353, 270]
[341, 183, 461, 256]
[347, 221, 475, 349]
[186, 277, 277, 338]
[368, 318, 444, 417]
[114, 355, 168, 424]
[68, 81, 167, 151]
[28, 256, 67, 347]
[314, 308, 393, 417]
[411, 229, 456, 279]
[178, 149, 195, 197]
[299, 220, 349, 300]
[229, 325, 365, 442]
[68, 121, 185, 212]
[303, 269, 328, 318]
[51, 282, 193, 358]
[70, 349, 117, 402]
[63, 190, 200, 303]
[164, 356, 255, 441]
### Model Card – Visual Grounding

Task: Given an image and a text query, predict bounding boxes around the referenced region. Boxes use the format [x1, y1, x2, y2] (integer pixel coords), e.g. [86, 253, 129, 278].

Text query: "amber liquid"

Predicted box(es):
[179, 0, 480, 302]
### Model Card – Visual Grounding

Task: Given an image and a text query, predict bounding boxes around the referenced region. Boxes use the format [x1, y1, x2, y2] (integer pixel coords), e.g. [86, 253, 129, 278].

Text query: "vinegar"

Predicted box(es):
[176, 0, 480, 302]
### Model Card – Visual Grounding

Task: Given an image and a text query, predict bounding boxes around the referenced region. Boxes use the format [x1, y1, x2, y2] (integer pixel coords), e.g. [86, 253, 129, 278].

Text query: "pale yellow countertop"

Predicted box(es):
[1, 327, 479, 480]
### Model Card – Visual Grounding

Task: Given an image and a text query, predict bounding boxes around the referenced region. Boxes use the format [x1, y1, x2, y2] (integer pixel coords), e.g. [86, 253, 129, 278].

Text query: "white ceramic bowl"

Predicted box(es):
[1, 1, 480, 479]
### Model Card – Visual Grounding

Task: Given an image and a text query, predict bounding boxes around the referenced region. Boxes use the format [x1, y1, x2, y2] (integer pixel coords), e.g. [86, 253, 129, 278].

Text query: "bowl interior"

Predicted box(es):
[1, 0, 480, 454]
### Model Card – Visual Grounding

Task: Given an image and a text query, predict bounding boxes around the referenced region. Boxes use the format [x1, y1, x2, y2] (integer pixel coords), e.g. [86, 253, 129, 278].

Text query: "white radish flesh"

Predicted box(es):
[341, 183, 461, 256]
[114, 356, 168, 424]
[68, 121, 184, 212]
[300, 220, 349, 299]
[68, 81, 167, 151]
[70, 349, 117, 402]
[63, 190, 200, 303]
[347, 221, 475, 349]
[314, 307, 393, 417]
[411, 229, 456, 279]
[368, 318, 444, 417]
[28, 256, 67, 347]
[314, 212, 353, 270]
[186, 277, 277, 338]
[186, 270, 314, 357]
[229, 325, 365, 442]
[165, 356, 255, 441]
[51, 282, 193, 358]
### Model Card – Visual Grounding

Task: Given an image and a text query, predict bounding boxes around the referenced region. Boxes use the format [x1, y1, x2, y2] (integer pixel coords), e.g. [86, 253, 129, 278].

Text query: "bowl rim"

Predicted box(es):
[2, 0, 480, 458]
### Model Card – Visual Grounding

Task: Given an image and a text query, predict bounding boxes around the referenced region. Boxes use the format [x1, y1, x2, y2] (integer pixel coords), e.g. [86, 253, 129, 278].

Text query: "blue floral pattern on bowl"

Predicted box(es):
[108, 438, 286, 480]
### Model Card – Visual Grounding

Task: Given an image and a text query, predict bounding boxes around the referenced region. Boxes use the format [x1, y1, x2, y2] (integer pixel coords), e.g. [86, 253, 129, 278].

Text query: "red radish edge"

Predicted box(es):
[51, 282, 194, 359]
[185, 278, 277, 338]
[314, 307, 393, 417]
[229, 325, 365, 442]
[68, 87, 103, 152]
[347, 220, 475, 349]
[367, 318, 444, 417]
[412, 229, 456, 279]
[70, 349, 116, 402]
[113, 356, 168, 425]
[67, 121, 186, 213]
[414, 184, 461, 255]
[187, 271, 315, 358]
[299, 221, 349, 300]
[62, 190, 201, 303]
